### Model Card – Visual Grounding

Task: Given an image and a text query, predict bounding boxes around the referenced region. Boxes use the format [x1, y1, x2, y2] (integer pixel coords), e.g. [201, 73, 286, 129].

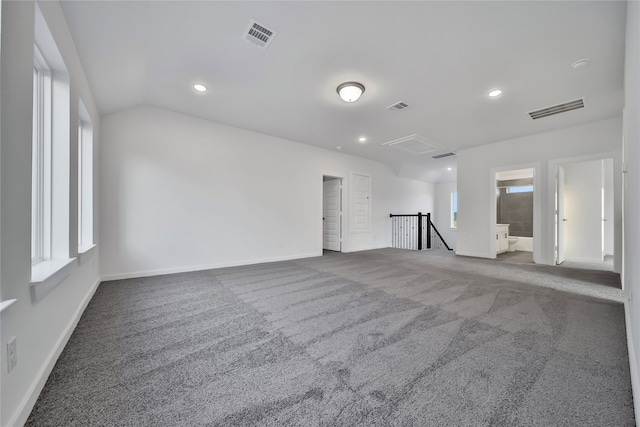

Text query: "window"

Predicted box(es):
[451, 191, 458, 228]
[78, 101, 94, 252]
[507, 185, 534, 193]
[31, 46, 52, 264]
[30, 5, 74, 302]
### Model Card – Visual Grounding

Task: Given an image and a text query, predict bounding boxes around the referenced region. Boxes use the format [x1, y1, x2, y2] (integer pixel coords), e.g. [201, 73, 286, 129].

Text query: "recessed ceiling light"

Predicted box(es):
[488, 89, 502, 98]
[337, 82, 365, 103]
[447, 167, 452, 171]
[193, 84, 207, 92]
[571, 59, 590, 69]
[358, 137, 367, 143]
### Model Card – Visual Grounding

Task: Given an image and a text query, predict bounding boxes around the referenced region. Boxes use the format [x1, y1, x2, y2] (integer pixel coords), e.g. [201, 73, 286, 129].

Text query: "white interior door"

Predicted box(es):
[556, 165, 566, 264]
[323, 179, 341, 251]
[352, 173, 371, 231]
[563, 160, 605, 263]
[602, 158, 614, 258]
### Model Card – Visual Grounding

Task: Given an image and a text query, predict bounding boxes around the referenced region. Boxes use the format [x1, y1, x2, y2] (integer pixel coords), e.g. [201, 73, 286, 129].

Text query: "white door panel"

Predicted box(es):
[352, 174, 370, 231]
[557, 165, 565, 264]
[323, 179, 341, 251]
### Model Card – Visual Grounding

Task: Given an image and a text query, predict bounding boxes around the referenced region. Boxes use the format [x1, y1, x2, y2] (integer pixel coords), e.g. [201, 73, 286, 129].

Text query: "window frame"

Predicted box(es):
[31, 46, 53, 265]
[30, 3, 75, 302]
[77, 102, 94, 253]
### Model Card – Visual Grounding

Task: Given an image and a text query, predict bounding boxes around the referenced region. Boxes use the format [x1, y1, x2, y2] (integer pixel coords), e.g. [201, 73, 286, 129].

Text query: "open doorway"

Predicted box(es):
[494, 168, 535, 264]
[322, 176, 343, 253]
[555, 158, 614, 271]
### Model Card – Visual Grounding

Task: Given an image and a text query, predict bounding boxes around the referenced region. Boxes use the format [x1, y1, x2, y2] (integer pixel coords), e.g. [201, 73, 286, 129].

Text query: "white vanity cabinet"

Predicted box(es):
[496, 224, 509, 254]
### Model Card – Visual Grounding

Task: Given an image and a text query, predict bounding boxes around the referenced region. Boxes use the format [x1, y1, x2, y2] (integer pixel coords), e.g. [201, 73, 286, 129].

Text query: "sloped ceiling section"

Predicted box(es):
[60, 1, 626, 182]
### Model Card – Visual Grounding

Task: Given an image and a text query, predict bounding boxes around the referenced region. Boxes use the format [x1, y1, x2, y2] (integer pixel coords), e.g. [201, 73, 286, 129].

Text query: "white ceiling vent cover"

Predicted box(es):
[431, 152, 456, 159]
[528, 98, 584, 120]
[382, 134, 444, 155]
[243, 19, 276, 49]
[387, 101, 409, 112]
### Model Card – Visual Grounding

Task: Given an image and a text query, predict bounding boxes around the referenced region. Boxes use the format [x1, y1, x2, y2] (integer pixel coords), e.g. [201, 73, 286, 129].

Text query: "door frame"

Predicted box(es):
[322, 174, 345, 253]
[556, 165, 566, 264]
[548, 151, 621, 273]
[489, 163, 541, 262]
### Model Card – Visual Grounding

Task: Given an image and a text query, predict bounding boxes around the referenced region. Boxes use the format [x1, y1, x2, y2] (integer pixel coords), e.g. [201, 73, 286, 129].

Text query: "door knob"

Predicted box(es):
[562, 218, 568, 222]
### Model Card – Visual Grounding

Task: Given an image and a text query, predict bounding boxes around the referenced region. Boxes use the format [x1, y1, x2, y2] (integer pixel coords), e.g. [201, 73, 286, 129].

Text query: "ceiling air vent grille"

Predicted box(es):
[431, 152, 456, 159]
[382, 134, 443, 155]
[243, 19, 276, 49]
[528, 98, 584, 120]
[387, 101, 409, 112]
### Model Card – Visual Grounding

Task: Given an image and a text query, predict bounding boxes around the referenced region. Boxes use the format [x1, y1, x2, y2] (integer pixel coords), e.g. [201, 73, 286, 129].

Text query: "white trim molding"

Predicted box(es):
[30, 258, 76, 303]
[100, 252, 320, 282]
[9, 277, 101, 427]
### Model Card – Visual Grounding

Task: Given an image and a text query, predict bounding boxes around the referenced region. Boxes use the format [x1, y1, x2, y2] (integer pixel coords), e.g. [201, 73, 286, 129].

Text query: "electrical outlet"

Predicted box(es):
[7, 337, 17, 372]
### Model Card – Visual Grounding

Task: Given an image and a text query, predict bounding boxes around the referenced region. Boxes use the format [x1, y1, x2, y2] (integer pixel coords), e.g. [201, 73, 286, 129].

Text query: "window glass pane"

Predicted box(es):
[78, 121, 83, 246]
[507, 185, 534, 193]
[78, 101, 93, 250]
[31, 67, 42, 262]
[451, 191, 458, 228]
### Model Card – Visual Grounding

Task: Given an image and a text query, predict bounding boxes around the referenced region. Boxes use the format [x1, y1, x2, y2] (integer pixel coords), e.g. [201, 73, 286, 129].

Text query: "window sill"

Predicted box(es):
[31, 258, 76, 303]
[78, 244, 97, 265]
[450, 227, 458, 231]
[0, 299, 17, 314]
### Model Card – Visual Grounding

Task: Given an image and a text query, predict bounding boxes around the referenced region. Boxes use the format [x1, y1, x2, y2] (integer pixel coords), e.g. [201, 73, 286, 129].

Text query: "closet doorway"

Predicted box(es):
[322, 176, 343, 252]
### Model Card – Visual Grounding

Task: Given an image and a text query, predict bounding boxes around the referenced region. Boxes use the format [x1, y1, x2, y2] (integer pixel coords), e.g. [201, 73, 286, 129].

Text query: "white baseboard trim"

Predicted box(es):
[455, 250, 494, 259]
[100, 252, 321, 282]
[341, 244, 389, 253]
[563, 256, 606, 264]
[9, 277, 101, 427]
[624, 300, 640, 424]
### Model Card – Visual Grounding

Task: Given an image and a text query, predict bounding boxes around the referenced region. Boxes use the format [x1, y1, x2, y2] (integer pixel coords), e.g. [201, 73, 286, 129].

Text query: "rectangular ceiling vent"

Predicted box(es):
[243, 19, 276, 49]
[382, 134, 443, 155]
[528, 98, 584, 120]
[387, 101, 409, 112]
[431, 152, 456, 159]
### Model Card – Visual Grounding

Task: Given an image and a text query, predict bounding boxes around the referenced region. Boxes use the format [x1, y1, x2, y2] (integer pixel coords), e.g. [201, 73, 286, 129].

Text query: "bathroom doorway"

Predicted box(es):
[494, 168, 535, 263]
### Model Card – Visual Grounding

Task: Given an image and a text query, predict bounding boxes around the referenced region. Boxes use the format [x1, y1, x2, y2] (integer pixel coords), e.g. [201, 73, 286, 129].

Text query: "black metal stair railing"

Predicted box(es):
[389, 212, 453, 251]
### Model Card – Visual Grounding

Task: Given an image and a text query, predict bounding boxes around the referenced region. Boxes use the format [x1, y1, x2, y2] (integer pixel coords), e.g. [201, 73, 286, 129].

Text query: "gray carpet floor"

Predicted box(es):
[496, 251, 534, 264]
[27, 249, 635, 426]
[496, 250, 617, 274]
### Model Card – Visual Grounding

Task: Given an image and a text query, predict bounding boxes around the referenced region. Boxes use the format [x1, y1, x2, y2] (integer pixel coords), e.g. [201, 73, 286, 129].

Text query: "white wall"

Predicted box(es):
[456, 117, 622, 272]
[100, 106, 434, 279]
[434, 181, 457, 251]
[623, 0, 640, 421]
[563, 159, 604, 263]
[604, 158, 614, 256]
[0, 1, 101, 426]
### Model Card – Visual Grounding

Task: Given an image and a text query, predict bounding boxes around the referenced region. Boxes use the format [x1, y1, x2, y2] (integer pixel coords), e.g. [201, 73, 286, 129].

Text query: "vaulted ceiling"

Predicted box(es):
[60, 1, 626, 182]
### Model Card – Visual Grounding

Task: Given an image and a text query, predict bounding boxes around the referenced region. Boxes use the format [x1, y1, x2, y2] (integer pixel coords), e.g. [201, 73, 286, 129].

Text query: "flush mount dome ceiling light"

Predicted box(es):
[337, 82, 365, 103]
[571, 59, 590, 69]
[488, 89, 502, 98]
[193, 84, 207, 92]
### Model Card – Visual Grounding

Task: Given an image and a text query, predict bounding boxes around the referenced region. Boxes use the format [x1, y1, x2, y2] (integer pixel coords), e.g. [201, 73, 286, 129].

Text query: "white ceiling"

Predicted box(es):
[60, 1, 626, 183]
